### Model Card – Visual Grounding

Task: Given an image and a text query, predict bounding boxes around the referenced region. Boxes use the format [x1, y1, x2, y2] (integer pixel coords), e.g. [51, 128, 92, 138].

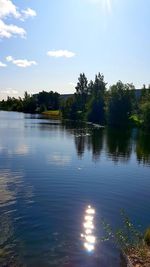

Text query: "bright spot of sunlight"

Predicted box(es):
[81, 205, 96, 253]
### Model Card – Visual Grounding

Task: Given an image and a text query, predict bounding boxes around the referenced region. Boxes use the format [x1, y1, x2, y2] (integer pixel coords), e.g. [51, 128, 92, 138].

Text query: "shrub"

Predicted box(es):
[144, 228, 150, 246]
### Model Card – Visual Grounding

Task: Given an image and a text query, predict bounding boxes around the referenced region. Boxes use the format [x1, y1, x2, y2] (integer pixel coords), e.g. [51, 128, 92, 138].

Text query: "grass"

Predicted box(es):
[42, 110, 60, 117]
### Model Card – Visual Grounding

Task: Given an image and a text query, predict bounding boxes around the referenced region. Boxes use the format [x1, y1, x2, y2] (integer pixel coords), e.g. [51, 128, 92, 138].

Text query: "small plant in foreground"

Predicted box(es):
[144, 228, 150, 246]
[101, 210, 150, 266]
[101, 210, 143, 253]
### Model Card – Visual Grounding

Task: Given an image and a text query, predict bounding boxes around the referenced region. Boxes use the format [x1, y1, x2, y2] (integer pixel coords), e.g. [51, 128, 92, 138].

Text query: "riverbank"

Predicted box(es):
[41, 110, 61, 118]
[126, 247, 150, 267]
[127, 227, 150, 267]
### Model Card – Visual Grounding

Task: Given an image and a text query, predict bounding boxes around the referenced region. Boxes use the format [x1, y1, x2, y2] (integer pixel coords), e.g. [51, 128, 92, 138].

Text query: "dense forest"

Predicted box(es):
[1, 73, 150, 128]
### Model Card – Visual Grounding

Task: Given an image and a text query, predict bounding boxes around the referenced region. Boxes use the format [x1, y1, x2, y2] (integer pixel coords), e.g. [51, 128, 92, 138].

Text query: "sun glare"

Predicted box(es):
[89, 0, 112, 13]
[81, 205, 96, 253]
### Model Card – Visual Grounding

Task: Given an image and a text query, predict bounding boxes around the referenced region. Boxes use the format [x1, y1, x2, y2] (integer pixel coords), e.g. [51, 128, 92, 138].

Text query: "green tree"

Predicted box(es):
[141, 102, 150, 129]
[23, 95, 37, 113]
[37, 91, 60, 110]
[61, 96, 84, 120]
[140, 85, 150, 105]
[108, 81, 135, 127]
[87, 96, 105, 124]
[75, 73, 88, 111]
[87, 73, 107, 124]
[93, 73, 107, 96]
[87, 80, 94, 95]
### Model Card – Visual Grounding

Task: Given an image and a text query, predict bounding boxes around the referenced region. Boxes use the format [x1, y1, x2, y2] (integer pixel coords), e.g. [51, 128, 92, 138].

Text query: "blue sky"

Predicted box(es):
[0, 0, 150, 99]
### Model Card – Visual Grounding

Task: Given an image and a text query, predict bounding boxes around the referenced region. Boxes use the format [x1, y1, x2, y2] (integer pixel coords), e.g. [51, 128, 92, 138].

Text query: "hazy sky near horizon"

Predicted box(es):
[0, 0, 150, 99]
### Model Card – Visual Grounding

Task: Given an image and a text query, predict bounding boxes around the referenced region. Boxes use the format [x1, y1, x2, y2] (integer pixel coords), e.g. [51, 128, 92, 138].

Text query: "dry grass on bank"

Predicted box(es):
[128, 246, 150, 267]
[42, 110, 60, 117]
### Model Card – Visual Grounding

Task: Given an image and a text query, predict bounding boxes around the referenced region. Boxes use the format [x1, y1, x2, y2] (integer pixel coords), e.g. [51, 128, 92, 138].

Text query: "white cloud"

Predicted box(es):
[0, 88, 18, 94]
[0, 0, 37, 20]
[6, 56, 37, 68]
[0, 0, 36, 39]
[0, 0, 20, 19]
[6, 55, 13, 62]
[12, 59, 37, 68]
[47, 50, 75, 58]
[0, 19, 26, 38]
[22, 8, 37, 20]
[0, 61, 7, 67]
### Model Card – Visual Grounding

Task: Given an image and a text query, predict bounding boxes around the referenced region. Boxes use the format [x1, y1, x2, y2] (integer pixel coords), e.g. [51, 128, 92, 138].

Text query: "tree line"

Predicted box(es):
[0, 72, 150, 128]
[0, 90, 60, 114]
[61, 73, 150, 129]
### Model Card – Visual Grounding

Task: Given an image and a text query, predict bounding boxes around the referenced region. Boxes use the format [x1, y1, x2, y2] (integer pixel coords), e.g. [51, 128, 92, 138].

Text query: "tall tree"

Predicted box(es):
[108, 81, 135, 126]
[87, 73, 107, 125]
[93, 73, 107, 96]
[75, 73, 88, 111]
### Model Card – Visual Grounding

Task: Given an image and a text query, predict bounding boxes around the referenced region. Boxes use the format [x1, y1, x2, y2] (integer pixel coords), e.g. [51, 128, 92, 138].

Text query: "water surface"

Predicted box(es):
[0, 111, 150, 267]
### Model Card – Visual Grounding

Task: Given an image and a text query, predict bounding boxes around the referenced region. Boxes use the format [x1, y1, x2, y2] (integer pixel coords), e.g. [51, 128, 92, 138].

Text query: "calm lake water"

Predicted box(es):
[0, 111, 150, 267]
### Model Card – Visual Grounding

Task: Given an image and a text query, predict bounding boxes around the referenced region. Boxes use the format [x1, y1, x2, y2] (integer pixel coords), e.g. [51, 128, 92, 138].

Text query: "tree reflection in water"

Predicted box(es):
[74, 129, 104, 160]
[136, 131, 150, 165]
[24, 116, 150, 166]
[106, 128, 132, 163]
[63, 120, 150, 166]
[73, 124, 132, 163]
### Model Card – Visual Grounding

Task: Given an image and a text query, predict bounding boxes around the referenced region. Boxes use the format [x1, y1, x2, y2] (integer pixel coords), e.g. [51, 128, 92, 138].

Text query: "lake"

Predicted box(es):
[0, 111, 150, 267]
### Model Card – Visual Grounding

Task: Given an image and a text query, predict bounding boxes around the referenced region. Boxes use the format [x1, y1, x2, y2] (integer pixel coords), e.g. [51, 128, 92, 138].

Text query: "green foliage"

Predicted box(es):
[144, 228, 150, 246]
[39, 104, 47, 113]
[86, 73, 106, 124]
[0, 90, 60, 114]
[108, 81, 135, 127]
[37, 91, 60, 110]
[129, 114, 142, 127]
[61, 98, 76, 120]
[140, 85, 150, 104]
[87, 95, 105, 124]
[62, 75, 140, 128]
[62, 72, 107, 124]
[92, 72, 107, 96]
[75, 73, 88, 112]
[75, 73, 88, 95]
[23, 93, 37, 113]
[140, 102, 150, 129]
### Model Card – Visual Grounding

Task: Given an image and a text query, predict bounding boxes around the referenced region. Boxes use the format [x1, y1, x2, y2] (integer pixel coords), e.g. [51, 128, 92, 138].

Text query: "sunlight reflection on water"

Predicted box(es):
[81, 205, 96, 253]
